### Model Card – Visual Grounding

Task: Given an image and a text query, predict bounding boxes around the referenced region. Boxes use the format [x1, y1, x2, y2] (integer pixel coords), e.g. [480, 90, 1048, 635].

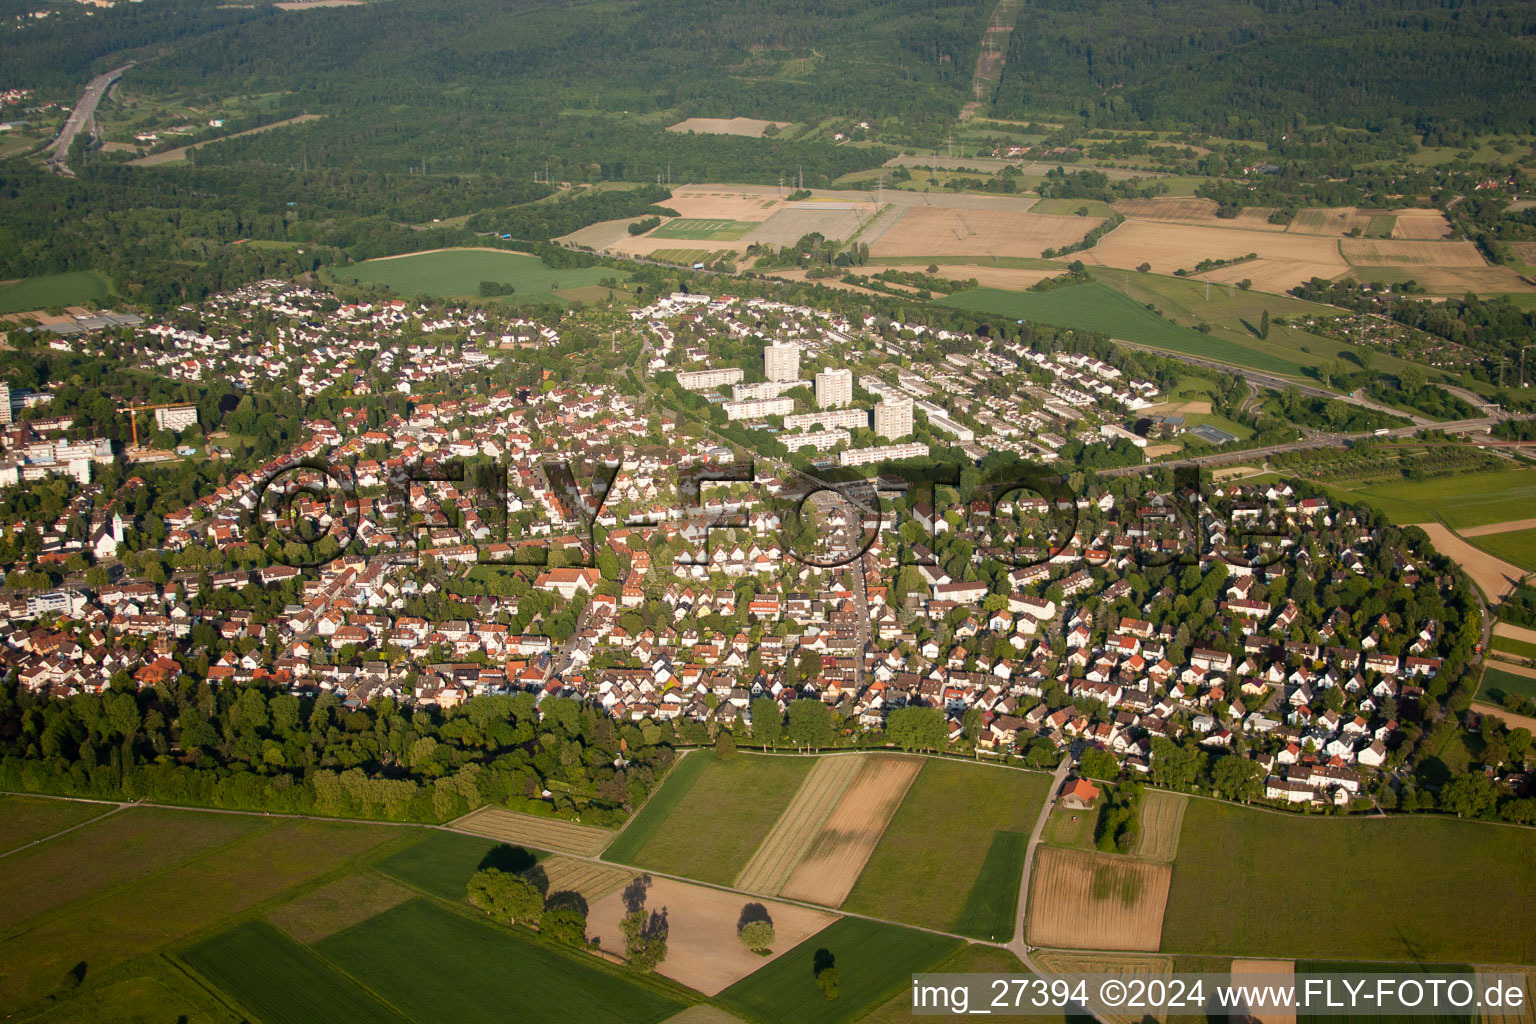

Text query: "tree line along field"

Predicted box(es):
[337, 248, 618, 303]
[1161, 799, 1536, 964]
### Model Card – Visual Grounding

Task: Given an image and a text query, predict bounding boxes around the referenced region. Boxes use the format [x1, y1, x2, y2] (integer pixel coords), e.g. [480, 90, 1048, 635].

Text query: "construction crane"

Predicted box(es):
[115, 401, 188, 451]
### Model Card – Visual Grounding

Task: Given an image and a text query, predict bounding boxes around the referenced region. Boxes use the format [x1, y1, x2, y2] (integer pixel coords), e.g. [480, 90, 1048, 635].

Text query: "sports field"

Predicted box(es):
[182, 921, 410, 1024]
[842, 758, 1051, 938]
[0, 270, 114, 314]
[319, 899, 687, 1024]
[376, 829, 541, 900]
[648, 218, 758, 240]
[717, 916, 961, 1024]
[1162, 799, 1536, 963]
[940, 283, 1306, 375]
[606, 752, 814, 885]
[342, 248, 616, 302]
[1321, 469, 1536, 530]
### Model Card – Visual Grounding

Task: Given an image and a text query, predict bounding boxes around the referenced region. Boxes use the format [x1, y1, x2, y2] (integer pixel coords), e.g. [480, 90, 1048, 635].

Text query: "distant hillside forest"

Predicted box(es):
[990, 0, 1536, 133]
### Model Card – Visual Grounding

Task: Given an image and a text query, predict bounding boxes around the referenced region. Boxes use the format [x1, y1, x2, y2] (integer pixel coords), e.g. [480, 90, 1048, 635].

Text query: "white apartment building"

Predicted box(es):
[815, 367, 854, 409]
[873, 395, 914, 440]
[764, 341, 800, 382]
[784, 408, 867, 432]
[839, 441, 929, 467]
[676, 366, 744, 392]
[723, 396, 793, 421]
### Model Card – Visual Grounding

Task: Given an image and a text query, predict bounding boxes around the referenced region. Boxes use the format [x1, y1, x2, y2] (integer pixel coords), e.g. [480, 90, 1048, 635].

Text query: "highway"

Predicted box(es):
[44, 63, 133, 175]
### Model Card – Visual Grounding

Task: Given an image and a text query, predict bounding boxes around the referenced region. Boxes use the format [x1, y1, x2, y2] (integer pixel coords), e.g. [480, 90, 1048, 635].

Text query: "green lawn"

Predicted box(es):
[1476, 665, 1536, 703]
[1471, 527, 1536, 573]
[375, 831, 540, 902]
[842, 759, 1051, 938]
[340, 249, 617, 304]
[181, 921, 410, 1024]
[1320, 468, 1536, 529]
[648, 218, 758, 240]
[318, 899, 686, 1024]
[1041, 800, 1101, 852]
[604, 752, 813, 885]
[1162, 799, 1536, 963]
[0, 271, 114, 314]
[601, 749, 715, 866]
[716, 916, 961, 1024]
[939, 282, 1306, 375]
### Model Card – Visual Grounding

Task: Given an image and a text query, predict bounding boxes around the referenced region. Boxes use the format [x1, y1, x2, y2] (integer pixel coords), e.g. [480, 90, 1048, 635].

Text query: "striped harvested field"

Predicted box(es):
[734, 755, 864, 896]
[1026, 847, 1171, 952]
[1033, 949, 1173, 1024]
[1477, 969, 1534, 1024]
[1131, 790, 1188, 862]
[530, 856, 635, 905]
[779, 755, 923, 907]
[1286, 207, 1374, 236]
[451, 807, 613, 857]
[1340, 238, 1488, 267]
[1391, 209, 1453, 240]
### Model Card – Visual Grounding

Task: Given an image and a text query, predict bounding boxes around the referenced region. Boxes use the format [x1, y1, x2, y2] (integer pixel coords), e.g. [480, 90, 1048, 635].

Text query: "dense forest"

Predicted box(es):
[989, 0, 1536, 133]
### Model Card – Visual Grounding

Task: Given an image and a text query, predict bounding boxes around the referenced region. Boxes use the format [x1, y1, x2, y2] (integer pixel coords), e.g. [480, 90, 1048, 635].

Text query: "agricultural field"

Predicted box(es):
[339, 248, 616, 303]
[1162, 800, 1536, 963]
[319, 899, 687, 1024]
[735, 755, 864, 896]
[0, 809, 394, 1012]
[375, 830, 541, 901]
[605, 752, 814, 885]
[1286, 207, 1377, 236]
[1033, 950, 1175, 1024]
[869, 206, 1103, 259]
[1477, 665, 1536, 704]
[648, 218, 759, 240]
[1031, 197, 1115, 217]
[1490, 633, 1536, 660]
[666, 117, 792, 137]
[266, 871, 414, 943]
[601, 750, 715, 865]
[15, 955, 240, 1024]
[1073, 218, 1348, 292]
[940, 283, 1306, 375]
[778, 754, 922, 906]
[1026, 847, 1172, 952]
[526, 855, 635, 906]
[746, 206, 870, 246]
[1114, 197, 1283, 231]
[1131, 791, 1188, 862]
[585, 875, 838, 996]
[451, 806, 613, 856]
[181, 920, 410, 1024]
[1390, 209, 1454, 239]
[1470, 527, 1536, 574]
[1320, 468, 1536, 530]
[0, 270, 114, 315]
[716, 916, 961, 1024]
[842, 758, 1051, 938]
[1230, 960, 1297, 1024]
[858, 944, 1084, 1024]
[0, 795, 111, 854]
[1340, 238, 1487, 267]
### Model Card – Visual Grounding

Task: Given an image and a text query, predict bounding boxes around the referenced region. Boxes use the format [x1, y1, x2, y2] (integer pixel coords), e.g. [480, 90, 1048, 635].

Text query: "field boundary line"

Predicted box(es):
[0, 797, 135, 859]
